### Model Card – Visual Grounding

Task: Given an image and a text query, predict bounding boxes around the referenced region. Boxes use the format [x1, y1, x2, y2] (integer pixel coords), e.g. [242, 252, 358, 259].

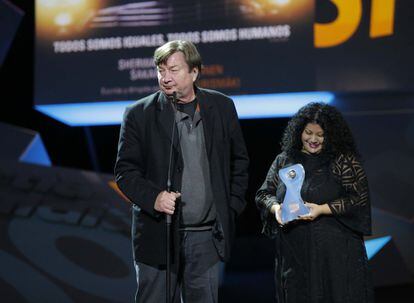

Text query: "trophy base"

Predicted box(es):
[281, 203, 310, 224]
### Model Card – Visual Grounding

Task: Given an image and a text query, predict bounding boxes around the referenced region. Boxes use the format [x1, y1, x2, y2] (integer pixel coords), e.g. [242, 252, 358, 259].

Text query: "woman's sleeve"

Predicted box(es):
[328, 154, 372, 236]
[255, 154, 284, 238]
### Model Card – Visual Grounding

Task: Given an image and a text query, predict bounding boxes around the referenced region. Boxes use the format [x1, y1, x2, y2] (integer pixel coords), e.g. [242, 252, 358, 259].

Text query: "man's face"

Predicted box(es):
[157, 51, 198, 102]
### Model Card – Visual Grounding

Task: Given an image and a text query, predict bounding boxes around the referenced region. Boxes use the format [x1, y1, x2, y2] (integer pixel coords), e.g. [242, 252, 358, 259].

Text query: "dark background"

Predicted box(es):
[1, 0, 414, 302]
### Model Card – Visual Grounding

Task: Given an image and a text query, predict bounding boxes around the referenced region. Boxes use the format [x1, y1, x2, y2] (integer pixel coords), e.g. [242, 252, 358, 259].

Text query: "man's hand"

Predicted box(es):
[154, 191, 181, 215]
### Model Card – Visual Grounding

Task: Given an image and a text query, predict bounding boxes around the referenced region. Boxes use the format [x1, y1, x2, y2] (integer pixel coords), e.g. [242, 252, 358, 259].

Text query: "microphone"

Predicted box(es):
[165, 91, 178, 303]
[166, 91, 178, 224]
[170, 91, 177, 105]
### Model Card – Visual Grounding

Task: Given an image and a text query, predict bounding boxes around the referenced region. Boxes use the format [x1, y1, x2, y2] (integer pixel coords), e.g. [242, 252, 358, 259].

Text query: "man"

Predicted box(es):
[115, 40, 249, 302]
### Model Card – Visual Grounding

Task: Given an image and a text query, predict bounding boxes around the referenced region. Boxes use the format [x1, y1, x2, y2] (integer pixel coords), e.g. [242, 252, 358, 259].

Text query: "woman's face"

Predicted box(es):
[301, 123, 324, 154]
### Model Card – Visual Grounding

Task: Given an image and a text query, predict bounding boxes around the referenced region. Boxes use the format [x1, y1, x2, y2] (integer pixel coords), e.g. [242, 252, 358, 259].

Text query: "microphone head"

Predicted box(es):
[168, 91, 177, 104]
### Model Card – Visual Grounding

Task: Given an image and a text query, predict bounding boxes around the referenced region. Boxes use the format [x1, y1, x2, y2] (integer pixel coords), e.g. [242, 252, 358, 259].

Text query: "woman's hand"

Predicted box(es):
[298, 202, 332, 221]
[271, 204, 283, 225]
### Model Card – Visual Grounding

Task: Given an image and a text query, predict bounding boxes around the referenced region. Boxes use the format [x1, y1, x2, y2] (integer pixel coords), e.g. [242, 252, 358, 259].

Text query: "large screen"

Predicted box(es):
[34, 0, 411, 125]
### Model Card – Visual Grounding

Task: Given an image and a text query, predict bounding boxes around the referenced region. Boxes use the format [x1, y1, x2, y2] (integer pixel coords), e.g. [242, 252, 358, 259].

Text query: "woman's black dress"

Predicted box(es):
[256, 152, 373, 303]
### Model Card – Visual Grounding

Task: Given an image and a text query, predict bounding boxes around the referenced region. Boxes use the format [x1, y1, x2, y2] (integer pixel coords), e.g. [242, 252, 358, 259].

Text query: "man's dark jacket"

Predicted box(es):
[114, 87, 249, 266]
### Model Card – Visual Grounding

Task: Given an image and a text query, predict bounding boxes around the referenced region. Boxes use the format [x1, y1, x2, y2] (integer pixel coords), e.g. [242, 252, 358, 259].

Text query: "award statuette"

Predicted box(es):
[278, 164, 310, 224]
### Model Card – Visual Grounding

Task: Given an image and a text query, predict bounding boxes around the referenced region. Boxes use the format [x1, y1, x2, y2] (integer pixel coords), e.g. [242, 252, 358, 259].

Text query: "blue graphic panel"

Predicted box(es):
[36, 92, 334, 126]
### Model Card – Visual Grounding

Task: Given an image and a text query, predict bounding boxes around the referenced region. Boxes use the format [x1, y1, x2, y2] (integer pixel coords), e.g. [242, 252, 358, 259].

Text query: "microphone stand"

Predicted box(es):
[166, 92, 177, 303]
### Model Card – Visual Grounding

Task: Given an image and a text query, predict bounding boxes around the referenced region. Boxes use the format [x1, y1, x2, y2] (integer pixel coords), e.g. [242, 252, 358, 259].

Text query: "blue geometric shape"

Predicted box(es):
[19, 134, 52, 166]
[364, 236, 392, 260]
[35, 101, 133, 127]
[233, 91, 334, 119]
[35, 91, 335, 126]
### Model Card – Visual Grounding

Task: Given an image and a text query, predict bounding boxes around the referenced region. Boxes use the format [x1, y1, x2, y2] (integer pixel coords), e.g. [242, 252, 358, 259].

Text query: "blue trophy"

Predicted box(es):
[278, 164, 310, 224]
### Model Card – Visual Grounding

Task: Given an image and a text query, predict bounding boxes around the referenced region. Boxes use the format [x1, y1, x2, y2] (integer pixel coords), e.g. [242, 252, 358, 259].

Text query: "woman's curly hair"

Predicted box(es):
[281, 102, 359, 159]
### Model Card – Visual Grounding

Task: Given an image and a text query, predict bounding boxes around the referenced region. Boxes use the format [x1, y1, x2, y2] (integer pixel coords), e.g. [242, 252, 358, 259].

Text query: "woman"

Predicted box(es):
[255, 103, 373, 303]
